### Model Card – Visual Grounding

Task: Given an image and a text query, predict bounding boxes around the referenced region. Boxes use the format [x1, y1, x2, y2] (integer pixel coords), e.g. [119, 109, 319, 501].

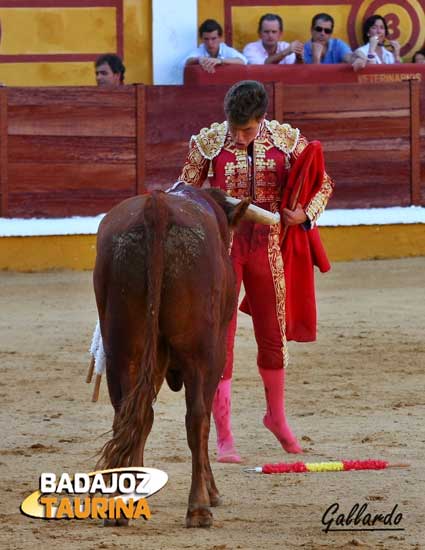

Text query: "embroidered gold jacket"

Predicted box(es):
[179, 120, 334, 223]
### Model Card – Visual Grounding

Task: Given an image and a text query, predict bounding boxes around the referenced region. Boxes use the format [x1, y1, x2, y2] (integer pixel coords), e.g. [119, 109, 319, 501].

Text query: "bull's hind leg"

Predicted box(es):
[183, 368, 215, 528]
[202, 367, 223, 508]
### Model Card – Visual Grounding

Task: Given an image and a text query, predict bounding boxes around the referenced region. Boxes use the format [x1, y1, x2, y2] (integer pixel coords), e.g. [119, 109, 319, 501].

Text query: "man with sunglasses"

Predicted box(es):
[304, 13, 353, 64]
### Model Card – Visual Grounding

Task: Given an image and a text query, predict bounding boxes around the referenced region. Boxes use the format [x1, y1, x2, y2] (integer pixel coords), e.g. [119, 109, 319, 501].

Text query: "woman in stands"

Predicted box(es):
[352, 15, 401, 71]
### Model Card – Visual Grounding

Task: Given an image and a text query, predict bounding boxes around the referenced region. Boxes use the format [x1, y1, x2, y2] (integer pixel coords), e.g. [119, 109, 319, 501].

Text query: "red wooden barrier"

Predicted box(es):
[183, 63, 425, 87]
[0, 79, 422, 218]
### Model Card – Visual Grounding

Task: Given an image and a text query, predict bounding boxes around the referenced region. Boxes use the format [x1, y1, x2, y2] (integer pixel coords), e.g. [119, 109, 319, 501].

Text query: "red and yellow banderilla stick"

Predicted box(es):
[244, 460, 409, 474]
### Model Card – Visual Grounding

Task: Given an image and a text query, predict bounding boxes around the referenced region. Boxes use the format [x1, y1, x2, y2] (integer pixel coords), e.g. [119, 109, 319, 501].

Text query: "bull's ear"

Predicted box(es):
[228, 198, 250, 228]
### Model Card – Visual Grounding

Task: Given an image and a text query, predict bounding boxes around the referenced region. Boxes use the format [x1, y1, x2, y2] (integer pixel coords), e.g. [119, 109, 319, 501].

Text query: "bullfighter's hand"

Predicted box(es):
[281, 203, 308, 226]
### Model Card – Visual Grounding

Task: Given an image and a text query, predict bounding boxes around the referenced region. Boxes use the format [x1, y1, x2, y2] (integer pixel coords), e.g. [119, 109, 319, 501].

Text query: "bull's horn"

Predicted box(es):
[225, 196, 280, 225]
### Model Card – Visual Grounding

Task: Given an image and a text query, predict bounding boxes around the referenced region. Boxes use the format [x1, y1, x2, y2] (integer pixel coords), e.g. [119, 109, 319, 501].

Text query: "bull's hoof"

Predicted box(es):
[103, 517, 129, 527]
[209, 493, 222, 507]
[185, 506, 213, 528]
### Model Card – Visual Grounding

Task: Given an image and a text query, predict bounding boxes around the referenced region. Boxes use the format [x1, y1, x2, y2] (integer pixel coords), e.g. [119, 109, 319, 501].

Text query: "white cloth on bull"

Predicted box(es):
[89, 320, 106, 375]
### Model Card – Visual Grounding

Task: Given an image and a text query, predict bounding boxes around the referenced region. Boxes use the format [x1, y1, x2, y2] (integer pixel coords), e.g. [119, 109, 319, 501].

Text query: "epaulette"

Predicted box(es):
[266, 120, 300, 155]
[191, 121, 228, 160]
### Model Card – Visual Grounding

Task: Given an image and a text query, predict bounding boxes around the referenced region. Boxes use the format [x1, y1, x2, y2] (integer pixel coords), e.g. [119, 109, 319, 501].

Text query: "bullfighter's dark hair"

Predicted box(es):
[95, 53, 126, 83]
[199, 19, 223, 37]
[224, 80, 268, 125]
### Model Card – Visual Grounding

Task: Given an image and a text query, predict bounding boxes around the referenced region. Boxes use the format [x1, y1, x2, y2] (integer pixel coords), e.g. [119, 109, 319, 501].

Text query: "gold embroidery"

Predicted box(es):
[179, 143, 208, 186]
[267, 120, 300, 155]
[292, 135, 308, 159]
[225, 162, 236, 178]
[305, 174, 334, 223]
[290, 135, 335, 223]
[183, 119, 333, 218]
[207, 160, 213, 178]
[266, 158, 276, 170]
[192, 122, 228, 160]
[268, 223, 288, 368]
[253, 139, 281, 203]
[224, 148, 249, 196]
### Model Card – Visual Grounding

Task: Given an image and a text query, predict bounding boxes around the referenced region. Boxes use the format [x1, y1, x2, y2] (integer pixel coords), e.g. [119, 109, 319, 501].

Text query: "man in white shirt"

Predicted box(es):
[185, 19, 247, 74]
[243, 13, 304, 64]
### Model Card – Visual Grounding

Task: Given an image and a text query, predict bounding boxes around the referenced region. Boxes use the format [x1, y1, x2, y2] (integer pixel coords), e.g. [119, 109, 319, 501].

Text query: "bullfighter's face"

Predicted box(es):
[228, 116, 265, 149]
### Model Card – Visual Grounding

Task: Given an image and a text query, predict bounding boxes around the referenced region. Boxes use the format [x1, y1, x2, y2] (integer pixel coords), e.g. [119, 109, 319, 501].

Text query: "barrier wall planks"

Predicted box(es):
[4, 86, 138, 217]
[0, 88, 8, 217]
[277, 81, 416, 208]
[0, 79, 423, 218]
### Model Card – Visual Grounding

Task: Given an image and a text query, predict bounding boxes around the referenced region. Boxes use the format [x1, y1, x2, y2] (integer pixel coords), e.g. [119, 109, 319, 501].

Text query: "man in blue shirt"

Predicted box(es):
[304, 13, 353, 64]
[184, 19, 247, 73]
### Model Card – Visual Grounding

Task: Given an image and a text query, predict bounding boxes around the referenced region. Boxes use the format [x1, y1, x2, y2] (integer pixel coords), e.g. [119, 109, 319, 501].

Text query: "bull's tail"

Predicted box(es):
[97, 192, 168, 469]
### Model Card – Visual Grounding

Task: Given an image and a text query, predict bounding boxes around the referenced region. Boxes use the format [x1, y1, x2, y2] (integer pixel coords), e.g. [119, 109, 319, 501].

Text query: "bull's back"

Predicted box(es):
[95, 195, 151, 297]
[94, 191, 235, 344]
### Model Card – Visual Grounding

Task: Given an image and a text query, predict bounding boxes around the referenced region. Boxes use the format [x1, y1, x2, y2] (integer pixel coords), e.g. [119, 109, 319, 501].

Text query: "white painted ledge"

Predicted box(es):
[0, 207, 424, 237]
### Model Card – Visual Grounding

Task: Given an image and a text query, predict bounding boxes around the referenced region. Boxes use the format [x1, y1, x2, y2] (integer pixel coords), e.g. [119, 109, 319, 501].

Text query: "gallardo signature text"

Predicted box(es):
[322, 502, 403, 532]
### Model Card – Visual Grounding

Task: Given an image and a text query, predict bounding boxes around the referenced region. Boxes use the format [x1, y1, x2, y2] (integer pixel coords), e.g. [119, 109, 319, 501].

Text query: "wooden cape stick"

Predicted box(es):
[86, 357, 101, 402]
[86, 356, 95, 383]
[92, 374, 101, 403]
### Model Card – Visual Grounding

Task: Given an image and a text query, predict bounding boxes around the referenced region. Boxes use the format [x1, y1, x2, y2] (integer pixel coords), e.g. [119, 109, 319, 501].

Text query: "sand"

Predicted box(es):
[0, 258, 424, 549]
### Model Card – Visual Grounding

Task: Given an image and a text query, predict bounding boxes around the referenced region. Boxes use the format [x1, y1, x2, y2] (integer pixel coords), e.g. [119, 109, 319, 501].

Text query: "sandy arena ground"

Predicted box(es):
[0, 258, 424, 549]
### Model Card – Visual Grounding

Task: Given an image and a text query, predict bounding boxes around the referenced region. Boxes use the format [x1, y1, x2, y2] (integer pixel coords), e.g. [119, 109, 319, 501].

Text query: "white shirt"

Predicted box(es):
[355, 43, 396, 64]
[243, 40, 296, 64]
[184, 42, 247, 65]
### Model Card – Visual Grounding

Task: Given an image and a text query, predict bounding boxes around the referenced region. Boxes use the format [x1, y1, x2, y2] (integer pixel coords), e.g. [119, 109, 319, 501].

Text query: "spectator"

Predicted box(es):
[304, 13, 353, 64]
[243, 13, 304, 64]
[184, 19, 247, 74]
[95, 54, 125, 86]
[412, 48, 425, 63]
[353, 15, 401, 71]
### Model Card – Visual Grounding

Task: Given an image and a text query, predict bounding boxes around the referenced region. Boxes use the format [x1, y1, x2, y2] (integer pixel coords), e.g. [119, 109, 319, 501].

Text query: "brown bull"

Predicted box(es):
[93, 184, 250, 527]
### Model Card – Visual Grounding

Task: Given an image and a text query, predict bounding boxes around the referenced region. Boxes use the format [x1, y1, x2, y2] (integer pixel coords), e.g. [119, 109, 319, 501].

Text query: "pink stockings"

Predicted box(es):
[212, 369, 302, 463]
[259, 367, 302, 454]
[211, 379, 241, 463]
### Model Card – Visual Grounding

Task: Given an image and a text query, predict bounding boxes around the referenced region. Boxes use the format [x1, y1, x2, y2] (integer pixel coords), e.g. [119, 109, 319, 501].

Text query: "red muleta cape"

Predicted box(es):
[239, 141, 331, 342]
